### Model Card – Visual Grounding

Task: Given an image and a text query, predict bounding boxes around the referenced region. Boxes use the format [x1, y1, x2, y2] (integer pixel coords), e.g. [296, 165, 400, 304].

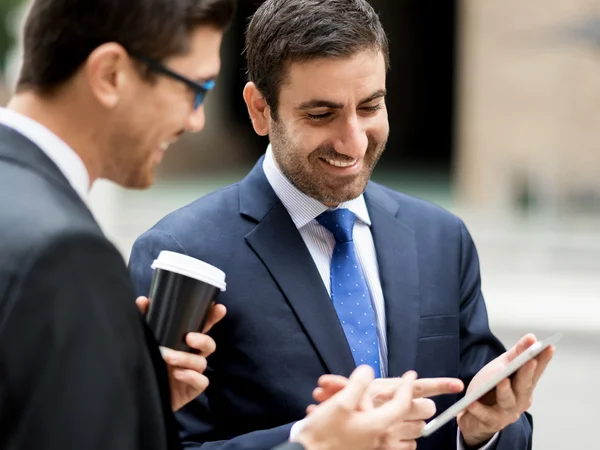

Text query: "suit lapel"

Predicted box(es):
[240, 161, 356, 377]
[365, 183, 421, 377]
[0, 124, 96, 224]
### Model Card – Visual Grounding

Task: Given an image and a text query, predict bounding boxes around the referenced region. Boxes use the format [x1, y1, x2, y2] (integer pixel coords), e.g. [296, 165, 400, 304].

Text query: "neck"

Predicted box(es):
[7, 90, 103, 187]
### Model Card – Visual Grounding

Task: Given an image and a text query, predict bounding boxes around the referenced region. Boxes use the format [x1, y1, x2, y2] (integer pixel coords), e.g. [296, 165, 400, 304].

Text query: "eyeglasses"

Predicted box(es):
[129, 53, 215, 110]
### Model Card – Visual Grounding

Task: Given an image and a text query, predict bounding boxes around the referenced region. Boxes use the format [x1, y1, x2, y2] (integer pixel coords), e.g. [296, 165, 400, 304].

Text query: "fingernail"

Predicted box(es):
[404, 370, 417, 380]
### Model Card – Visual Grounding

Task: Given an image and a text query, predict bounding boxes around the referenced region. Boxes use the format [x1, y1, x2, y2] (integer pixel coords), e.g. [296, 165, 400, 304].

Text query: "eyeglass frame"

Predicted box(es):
[128, 52, 215, 110]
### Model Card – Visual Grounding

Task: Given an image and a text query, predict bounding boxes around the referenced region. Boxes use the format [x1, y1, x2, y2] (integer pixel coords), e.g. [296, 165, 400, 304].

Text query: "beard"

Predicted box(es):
[104, 126, 157, 189]
[269, 120, 387, 205]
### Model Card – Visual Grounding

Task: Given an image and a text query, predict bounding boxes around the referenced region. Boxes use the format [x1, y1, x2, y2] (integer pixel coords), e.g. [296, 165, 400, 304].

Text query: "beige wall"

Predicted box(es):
[455, 0, 600, 214]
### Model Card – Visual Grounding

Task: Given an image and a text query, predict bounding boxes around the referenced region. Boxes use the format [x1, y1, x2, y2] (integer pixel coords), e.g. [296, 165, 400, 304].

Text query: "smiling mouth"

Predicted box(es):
[321, 157, 358, 168]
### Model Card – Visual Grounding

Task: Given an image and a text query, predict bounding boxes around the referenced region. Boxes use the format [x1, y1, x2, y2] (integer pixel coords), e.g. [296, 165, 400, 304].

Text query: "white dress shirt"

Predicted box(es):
[0, 107, 90, 202]
[262, 145, 498, 450]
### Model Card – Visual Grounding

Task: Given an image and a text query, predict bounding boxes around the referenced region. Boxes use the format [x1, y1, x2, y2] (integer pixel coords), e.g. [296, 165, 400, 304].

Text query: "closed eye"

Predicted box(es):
[360, 104, 383, 113]
[307, 112, 333, 121]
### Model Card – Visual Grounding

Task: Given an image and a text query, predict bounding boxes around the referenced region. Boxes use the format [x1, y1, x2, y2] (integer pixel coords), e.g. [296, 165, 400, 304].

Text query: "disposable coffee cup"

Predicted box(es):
[146, 250, 226, 352]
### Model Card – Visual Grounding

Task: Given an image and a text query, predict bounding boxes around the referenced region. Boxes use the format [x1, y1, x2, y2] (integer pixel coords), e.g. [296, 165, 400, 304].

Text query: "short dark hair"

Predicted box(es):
[244, 0, 389, 120]
[17, 0, 236, 93]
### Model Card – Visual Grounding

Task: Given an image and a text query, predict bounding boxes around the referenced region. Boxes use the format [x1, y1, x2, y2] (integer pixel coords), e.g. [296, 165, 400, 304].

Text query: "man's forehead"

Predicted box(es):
[280, 51, 387, 102]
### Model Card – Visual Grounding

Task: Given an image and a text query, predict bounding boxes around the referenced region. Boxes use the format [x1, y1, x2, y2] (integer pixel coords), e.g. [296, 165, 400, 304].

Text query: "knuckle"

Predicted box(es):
[162, 352, 177, 365]
[197, 355, 208, 372]
[332, 400, 354, 416]
[182, 352, 197, 367]
[413, 421, 426, 437]
[190, 334, 216, 354]
[194, 374, 209, 391]
[205, 337, 217, 354]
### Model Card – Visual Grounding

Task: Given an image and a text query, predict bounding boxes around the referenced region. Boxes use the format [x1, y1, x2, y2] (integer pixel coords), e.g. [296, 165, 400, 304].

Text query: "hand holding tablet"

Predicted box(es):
[421, 333, 560, 443]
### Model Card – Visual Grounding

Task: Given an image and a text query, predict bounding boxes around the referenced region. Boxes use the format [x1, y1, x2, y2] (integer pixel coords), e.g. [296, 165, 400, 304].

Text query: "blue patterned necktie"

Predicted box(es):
[317, 208, 381, 377]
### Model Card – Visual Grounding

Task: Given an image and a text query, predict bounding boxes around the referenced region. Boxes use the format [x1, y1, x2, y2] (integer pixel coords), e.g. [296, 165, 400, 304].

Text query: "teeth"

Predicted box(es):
[159, 142, 170, 151]
[324, 158, 357, 168]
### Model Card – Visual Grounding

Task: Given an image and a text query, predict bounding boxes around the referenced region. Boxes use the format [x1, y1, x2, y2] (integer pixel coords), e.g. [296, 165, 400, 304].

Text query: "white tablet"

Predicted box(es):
[420, 332, 562, 438]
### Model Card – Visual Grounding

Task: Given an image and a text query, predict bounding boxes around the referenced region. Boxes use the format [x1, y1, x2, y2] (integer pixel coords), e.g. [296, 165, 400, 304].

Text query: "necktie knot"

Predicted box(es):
[317, 208, 356, 243]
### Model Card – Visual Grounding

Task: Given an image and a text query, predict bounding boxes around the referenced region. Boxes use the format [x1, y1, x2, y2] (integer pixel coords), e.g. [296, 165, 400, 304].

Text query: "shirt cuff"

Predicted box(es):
[290, 418, 307, 441]
[457, 428, 499, 450]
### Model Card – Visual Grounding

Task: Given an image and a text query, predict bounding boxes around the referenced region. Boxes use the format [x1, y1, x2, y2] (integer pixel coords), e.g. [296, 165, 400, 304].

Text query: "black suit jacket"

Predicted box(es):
[0, 125, 180, 449]
[271, 444, 304, 450]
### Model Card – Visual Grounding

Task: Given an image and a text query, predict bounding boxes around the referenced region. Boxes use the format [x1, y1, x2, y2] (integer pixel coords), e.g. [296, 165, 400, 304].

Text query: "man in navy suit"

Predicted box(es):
[129, 0, 554, 449]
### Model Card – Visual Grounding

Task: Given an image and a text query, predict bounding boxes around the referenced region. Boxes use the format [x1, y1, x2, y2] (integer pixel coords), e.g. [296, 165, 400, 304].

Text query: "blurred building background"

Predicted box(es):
[1, 0, 598, 447]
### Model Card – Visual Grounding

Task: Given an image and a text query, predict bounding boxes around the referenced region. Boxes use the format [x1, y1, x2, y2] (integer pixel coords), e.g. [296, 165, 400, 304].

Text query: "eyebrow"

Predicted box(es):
[295, 89, 387, 110]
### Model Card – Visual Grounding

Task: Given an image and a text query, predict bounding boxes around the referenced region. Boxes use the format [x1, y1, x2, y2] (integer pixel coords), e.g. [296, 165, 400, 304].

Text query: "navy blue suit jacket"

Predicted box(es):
[129, 158, 533, 450]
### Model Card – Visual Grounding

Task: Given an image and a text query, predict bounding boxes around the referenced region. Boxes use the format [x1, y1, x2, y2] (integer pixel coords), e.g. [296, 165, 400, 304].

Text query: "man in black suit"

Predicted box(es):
[0, 0, 236, 448]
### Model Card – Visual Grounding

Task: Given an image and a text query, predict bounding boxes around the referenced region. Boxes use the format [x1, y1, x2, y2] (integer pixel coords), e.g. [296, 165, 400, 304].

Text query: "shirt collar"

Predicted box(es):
[0, 107, 90, 203]
[262, 143, 371, 229]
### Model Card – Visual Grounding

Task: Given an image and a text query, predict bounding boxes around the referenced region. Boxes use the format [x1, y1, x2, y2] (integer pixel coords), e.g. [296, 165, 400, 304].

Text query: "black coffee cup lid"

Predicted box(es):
[151, 251, 226, 291]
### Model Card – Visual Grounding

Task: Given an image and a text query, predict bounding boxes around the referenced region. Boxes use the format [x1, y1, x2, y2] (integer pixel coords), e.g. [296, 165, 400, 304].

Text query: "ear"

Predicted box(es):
[243, 81, 271, 136]
[83, 43, 132, 109]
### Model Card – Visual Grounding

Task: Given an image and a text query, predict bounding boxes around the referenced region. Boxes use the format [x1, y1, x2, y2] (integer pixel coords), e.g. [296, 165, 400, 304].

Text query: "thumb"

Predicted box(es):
[326, 365, 374, 412]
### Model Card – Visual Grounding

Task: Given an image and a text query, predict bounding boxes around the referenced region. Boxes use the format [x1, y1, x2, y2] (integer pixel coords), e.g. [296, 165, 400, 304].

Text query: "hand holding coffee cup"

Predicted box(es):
[137, 295, 226, 410]
[140, 251, 228, 410]
[146, 250, 227, 352]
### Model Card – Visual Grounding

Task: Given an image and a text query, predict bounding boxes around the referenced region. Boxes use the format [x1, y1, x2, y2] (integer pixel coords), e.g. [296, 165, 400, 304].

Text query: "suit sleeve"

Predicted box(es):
[457, 220, 533, 450]
[129, 229, 295, 450]
[0, 232, 162, 449]
[129, 228, 187, 297]
[270, 443, 305, 450]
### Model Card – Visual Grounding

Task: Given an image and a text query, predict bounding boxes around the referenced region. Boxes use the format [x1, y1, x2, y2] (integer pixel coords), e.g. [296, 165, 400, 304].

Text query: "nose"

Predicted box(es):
[186, 106, 206, 133]
[333, 115, 368, 159]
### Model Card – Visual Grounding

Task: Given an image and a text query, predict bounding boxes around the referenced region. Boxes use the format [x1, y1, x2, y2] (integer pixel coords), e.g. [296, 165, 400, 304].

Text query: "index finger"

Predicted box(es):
[317, 374, 348, 390]
[413, 377, 464, 398]
[202, 303, 227, 333]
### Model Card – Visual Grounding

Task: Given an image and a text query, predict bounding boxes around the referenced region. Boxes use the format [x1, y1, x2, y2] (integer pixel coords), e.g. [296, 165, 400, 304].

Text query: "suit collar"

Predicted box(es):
[0, 124, 72, 189]
[364, 181, 402, 217]
[0, 124, 95, 220]
[239, 155, 280, 223]
[0, 108, 89, 202]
